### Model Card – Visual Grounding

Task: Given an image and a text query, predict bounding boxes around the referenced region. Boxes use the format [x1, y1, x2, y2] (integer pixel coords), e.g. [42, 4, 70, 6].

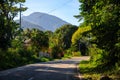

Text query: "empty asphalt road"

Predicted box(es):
[0, 57, 89, 80]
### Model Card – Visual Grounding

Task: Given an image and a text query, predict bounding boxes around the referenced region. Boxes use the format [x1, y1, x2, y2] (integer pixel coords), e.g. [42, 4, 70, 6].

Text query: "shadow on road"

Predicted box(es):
[0, 59, 81, 80]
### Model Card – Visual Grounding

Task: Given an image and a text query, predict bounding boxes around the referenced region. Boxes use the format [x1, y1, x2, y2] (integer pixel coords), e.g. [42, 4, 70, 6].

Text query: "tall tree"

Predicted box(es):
[31, 29, 49, 50]
[54, 24, 78, 50]
[0, 0, 26, 49]
[71, 25, 91, 55]
[78, 0, 120, 67]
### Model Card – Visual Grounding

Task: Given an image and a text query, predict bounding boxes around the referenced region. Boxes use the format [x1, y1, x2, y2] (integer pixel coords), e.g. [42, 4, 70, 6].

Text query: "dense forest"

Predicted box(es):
[0, 0, 120, 79]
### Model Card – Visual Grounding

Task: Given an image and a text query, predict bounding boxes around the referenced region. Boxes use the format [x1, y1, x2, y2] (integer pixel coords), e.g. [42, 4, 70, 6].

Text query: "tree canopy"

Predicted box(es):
[54, 24, 78, 50]
[0, 0, 26, 49]
[77, 0, 120, 67]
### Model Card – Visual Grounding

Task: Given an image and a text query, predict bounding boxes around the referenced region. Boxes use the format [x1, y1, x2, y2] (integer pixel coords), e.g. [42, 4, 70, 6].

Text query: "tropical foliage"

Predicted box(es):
[71, 25, 91, 55]
[54, 24, 78, 50]
[77, 0, 120, 79]
[49, 24, 78, 58]
[0, 0, 26, 49]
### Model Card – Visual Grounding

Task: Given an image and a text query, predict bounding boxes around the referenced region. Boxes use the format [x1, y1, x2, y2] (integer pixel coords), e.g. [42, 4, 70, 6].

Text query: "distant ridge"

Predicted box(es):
[21, 19, 45, 31]
[19, 12, 69, 31]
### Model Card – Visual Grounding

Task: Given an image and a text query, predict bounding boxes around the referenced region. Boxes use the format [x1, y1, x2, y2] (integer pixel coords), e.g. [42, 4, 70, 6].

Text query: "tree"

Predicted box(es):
[54, 24, 78, 50]
[0, 0, 26, 50]
[23, 28, 49, 52]
[44, 30, 54, 47]
[71, 25, 91, 55]
[78, 0, 120, 67]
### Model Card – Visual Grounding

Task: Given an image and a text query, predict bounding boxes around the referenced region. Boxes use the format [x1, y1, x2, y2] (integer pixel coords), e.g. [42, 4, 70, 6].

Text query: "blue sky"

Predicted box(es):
[22, 0, 80, 26]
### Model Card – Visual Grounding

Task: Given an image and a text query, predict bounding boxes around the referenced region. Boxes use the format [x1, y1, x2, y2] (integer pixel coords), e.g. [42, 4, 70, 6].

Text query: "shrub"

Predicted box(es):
[40, 57, 50, 62]
[51, 45, 63, 59]
[63, 49, 73, 58]
[72, 51, 81, 56]
[0, 47, 38, 71]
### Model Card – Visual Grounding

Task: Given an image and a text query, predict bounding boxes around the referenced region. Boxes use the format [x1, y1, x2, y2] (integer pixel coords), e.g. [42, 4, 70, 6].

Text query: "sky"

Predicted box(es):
[21, 0, 80, 26]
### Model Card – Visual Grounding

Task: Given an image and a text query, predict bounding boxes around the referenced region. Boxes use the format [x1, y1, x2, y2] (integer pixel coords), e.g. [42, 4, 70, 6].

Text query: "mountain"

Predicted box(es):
[20, 12, 69, 31]
[17, 19, 45, 31]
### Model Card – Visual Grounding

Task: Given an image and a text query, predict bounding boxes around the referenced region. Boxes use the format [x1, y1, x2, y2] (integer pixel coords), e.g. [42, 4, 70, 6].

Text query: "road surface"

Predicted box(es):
[0, 57, 89, 80]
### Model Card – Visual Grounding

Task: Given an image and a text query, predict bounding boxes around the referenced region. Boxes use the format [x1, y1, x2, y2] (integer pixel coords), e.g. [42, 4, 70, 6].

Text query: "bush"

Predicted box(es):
[63, 49, 73, 58]
[40, 57, 50, 62]
[0, 48, 20, 70]
[79, 60, 120, 80]
[51, 45, 63, 59]
[0, 47, 38, 71]
[72, 51, 81, 56]
[0, 50, 9, 70]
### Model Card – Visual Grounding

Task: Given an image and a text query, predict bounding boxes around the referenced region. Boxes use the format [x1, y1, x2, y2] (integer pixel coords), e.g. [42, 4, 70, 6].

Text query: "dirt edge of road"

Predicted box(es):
[75, 56, 90, 80]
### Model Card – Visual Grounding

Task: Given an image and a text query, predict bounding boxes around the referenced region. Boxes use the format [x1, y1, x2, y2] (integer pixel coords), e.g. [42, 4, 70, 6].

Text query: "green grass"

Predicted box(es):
[39, 57, 53, 62]
[79, 60, 120, 80]
[62, 54, 72, 59]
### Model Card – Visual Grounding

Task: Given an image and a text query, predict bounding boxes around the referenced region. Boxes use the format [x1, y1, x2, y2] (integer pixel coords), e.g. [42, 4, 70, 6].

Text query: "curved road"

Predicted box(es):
[0, 57, 89, 80]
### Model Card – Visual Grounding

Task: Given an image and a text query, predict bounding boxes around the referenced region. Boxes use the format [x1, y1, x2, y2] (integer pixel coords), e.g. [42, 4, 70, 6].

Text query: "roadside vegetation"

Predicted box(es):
[79, 60, 120, 80]
[0, 0, 81, 70]
[76, 0, 120, 79]
[0, 1, 119, 80]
